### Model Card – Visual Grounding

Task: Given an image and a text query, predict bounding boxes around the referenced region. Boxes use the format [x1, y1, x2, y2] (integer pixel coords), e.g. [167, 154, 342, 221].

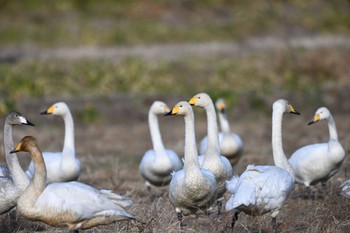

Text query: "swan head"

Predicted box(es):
[308, 107, 331, 125]
[10, 136, 38, 154]
[7, 112, 35, 126]
[215, 98, 226, 113]
[165, 101, 192, 117]
[40, 102, 69, 116]
[151, 101, 171, 115]
[273, 99, 300, 115]
[188, 92, 212, 108]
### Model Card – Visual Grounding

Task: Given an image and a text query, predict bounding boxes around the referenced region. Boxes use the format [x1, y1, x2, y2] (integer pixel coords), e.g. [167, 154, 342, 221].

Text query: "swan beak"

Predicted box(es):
[188, 97, 198, 105]
[164, 106, 179, 116]
[289, 104, 300, 115]
[10, 143, 22, 154]
[40, 105, 54, 115]
[18, 116, 35, 126]
[308, 114, 320, 125]
[218, 102, 226, 113]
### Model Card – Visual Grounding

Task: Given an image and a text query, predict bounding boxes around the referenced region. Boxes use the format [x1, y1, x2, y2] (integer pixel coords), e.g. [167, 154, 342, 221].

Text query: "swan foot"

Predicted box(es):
[231, 211, 239, 230]
[177, 212, 184, 229]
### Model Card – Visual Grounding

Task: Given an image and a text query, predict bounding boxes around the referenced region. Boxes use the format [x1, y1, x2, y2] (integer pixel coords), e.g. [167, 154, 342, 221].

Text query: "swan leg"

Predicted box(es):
[271, 217, 278, 233]
[217, 200, 222, 215]
[231, 211, 239, 229]
[177, 212, 184, 229]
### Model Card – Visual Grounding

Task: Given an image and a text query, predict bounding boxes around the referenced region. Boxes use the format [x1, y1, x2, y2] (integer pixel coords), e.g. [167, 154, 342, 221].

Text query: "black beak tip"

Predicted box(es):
[26, 121, 35, 127]
[10, 149, 16, 154]
[164, 111, 172, 116]
[40, 110, 48, 115]
[308, 120, 314, 126]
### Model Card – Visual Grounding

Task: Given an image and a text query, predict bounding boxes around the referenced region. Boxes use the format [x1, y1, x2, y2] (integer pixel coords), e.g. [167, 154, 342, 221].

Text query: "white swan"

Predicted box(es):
[26, 102, 81, 183]
[0, 112, 34, 214]
[188, 93, 233, 213]
[225, 99, 299, 232]
[12, 136, 134, 231]
[199, 98, 243, 166]
[165, 101, 217, 227]
[139, 101, 183, 188]
[288, 107, 345, 195]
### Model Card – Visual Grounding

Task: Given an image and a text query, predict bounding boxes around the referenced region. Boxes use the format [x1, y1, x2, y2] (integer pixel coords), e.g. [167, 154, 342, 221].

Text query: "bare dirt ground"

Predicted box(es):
[0, 90, 349, 233]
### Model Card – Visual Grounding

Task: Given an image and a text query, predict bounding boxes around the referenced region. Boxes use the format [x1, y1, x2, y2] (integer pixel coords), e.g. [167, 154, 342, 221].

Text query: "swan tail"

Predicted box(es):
[100, 190, 134, 208]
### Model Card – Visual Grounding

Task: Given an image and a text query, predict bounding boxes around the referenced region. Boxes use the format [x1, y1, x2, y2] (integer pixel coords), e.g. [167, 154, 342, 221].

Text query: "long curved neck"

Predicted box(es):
[183, 113, 201, 173]
[149, 110, 165, 155]
[19, 146, 46, 211]
[327, 115, 338, 141]
[218, 110, 230, 133]
[272, 109, 295, 179]
[204, 103, 220, 156]
[62, 111, 75, 159]
[3, 122, 30, 188]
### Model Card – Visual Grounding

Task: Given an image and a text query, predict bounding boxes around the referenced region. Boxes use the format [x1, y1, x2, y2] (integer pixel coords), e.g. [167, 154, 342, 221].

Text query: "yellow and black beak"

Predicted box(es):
[10, 143, 22, 154]
[40, 105, 54, 115]
[308, 114, 320, 126]
[164, 106, 180, 116]
[218, 102, 225, 114]
[188, 97, 198, 106]
[288, 104, 300, 115]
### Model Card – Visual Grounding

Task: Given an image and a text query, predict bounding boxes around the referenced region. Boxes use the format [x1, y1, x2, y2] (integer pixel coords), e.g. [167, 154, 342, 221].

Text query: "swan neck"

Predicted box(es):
[20, 146, 46, 209]
[204, 104, 220, 156]
[272, 109, 295, 179]
[62, 111, 75, 158]
[218, 110, 230, 133]
[327, 115, 338, 141]
[148, 110, 165, 154]
[3, 121, 30, 187]
[183, 113, 200, 172]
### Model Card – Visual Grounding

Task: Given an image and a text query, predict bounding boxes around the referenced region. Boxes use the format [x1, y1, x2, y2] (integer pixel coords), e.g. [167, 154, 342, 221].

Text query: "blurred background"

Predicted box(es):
[0, 0, 349, 117]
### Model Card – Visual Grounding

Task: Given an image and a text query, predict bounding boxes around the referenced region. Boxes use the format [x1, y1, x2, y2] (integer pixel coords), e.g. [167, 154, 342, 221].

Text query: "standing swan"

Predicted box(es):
[26, 102, 81, 183]
[0, 112, 34, 215]
[225, 99, 299, 233]
[11, 136, 134, 231]
[189, 93, 233, 214]
[199, 98, 243, 166]
[139, 101, 183, 189]
[165, 101, 217, 227]
[288, 107, 345, 196]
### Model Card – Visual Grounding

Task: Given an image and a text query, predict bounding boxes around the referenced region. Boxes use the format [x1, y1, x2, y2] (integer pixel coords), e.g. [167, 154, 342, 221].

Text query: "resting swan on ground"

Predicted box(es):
[288, 107, 345, 196]
[26, 102, 81, 183]
[139, 101, 182, 189]
[225, 99, 299, 233]
[165, 101, 217, 227]
[12, 136, 134, 231]
[0, 112, 34, 215]
[199, 98, 243, 166]
[189, 93, 233, 214]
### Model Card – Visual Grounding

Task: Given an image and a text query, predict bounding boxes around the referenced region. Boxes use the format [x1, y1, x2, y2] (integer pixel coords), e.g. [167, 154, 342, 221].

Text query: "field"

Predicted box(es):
[0, 1, 350, 232]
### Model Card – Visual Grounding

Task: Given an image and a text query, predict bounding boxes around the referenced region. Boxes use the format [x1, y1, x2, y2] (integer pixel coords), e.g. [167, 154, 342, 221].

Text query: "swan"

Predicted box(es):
[288, 107, 345, 196]
[199, 98, 243, 166]
[165, 101, 217, 227]
[139, 101, 183, 189]
[188, 93, 233, 214]
[225, 99, 299, 232]
[0, 112, 34, 214]
[11, 136, 134, 231]
[26, 102, 81, 183]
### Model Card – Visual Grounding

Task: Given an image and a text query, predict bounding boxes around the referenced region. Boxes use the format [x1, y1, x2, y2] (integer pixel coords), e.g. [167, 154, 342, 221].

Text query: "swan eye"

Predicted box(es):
[180, 105, 183, 107]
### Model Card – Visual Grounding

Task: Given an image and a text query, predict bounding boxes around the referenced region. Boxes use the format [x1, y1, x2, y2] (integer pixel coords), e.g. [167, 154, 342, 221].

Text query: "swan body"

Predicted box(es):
[288, 107, 345, 187]
[189, 93, 233, 202]
[12, 136, 134, 230]
[225, 99, 299, 230]
[165, 101, 217, 219]
[199, 98, 243, 166]
[26, 102, 81, 183]
[139, 101, 183, 188]
[0, 112, 34, 214]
